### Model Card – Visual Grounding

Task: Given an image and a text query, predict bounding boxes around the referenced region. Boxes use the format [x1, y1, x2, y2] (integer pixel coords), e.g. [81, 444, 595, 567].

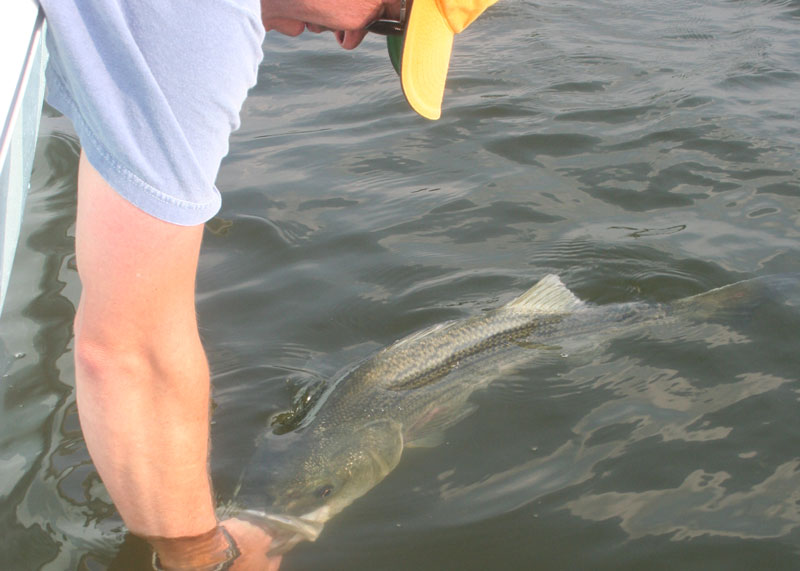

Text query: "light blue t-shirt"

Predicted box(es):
[40, 0, 265, 226]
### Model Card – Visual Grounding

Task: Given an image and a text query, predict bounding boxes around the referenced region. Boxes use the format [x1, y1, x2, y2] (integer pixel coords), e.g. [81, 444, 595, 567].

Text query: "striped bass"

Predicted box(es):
[234, 273, 796, 552]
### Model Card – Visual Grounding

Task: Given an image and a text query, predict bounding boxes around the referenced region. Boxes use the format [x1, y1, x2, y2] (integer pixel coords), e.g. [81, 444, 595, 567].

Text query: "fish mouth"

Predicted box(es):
[239, 508, 328, 554]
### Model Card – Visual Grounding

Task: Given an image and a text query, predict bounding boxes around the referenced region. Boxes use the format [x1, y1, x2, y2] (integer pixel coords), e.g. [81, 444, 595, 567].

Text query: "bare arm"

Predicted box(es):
[73, 152, 279, 568]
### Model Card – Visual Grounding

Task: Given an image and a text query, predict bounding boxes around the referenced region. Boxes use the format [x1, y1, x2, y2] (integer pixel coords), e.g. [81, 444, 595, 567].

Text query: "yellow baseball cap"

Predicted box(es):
[387, 0, 499, 120]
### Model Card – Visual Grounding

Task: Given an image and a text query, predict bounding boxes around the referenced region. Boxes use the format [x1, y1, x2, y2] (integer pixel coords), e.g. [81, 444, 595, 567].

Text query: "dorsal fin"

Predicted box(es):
[506, 274, 585, 313]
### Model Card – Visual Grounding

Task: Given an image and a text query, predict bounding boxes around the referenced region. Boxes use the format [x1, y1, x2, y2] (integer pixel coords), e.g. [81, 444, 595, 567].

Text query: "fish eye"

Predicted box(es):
[316, 484, 334, 498]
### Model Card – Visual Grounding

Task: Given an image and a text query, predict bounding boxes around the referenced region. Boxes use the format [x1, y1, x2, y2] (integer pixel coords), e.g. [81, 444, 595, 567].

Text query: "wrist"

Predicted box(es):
[147, 525, 240, 571]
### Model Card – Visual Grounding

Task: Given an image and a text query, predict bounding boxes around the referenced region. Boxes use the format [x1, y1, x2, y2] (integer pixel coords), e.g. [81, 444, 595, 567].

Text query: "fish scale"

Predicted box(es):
[235, 273, 795, 554]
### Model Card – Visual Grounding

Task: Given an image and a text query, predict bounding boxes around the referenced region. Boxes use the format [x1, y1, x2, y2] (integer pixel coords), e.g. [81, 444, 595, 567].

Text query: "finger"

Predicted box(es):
[336, 29, 369, 50]
[222, 519, 283, 570]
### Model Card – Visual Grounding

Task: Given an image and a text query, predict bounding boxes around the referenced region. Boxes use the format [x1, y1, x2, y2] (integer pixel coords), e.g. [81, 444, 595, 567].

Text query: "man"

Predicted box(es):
[38, 0, 497, 568]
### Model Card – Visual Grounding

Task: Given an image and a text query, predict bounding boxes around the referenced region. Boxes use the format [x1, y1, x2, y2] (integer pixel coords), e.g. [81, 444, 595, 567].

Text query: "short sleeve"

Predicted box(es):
[41, 0, 265, 225]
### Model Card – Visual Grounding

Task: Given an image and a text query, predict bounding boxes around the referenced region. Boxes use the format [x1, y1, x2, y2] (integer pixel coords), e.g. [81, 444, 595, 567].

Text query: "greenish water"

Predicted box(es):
[2, 0, 800, 569]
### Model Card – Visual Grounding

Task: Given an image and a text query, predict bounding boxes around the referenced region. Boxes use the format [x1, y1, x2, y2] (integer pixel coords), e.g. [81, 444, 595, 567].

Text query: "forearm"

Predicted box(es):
[74, 150, 218, 539]
[73, 150, 281, 569]
[74, 305, 217, 538]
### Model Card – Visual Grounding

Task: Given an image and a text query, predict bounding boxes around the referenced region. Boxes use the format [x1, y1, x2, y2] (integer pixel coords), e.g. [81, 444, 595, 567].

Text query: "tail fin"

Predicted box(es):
[673, 274, 800, 319]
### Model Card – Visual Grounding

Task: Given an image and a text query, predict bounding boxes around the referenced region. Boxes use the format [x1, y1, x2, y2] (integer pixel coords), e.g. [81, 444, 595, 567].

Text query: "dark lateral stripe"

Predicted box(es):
[386, 315, 566, 391]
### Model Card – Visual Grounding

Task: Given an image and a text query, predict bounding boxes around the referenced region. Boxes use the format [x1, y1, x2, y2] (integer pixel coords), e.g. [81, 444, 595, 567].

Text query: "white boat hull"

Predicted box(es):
[0, 0, 47, 317]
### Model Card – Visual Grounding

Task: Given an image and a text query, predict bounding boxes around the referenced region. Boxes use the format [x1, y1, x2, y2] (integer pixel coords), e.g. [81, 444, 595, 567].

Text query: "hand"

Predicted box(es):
[262, 17, 368, 49]
[222, 518, 283, 571]
[260, 0, 402, 49]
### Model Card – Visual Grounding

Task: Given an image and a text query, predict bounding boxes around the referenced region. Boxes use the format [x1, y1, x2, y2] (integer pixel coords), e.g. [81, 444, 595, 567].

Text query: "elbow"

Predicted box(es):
[73, 329, 142, 388]
[73, 309, 154, 388]
[73, 311, 209, 396]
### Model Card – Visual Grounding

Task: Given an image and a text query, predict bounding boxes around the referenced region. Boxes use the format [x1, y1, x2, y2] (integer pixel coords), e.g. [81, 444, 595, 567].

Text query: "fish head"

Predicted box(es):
[238, 418, 404, 542]
[268, 418, 404, 519]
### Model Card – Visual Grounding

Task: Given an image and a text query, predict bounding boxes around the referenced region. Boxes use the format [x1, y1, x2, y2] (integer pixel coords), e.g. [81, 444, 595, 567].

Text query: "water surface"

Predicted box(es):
[1, 0, 799, 569]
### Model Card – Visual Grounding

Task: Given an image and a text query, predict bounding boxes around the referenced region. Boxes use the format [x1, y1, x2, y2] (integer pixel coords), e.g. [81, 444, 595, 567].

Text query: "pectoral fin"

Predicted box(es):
[405, 402, 478, 448]
[359, 419, 405, 471]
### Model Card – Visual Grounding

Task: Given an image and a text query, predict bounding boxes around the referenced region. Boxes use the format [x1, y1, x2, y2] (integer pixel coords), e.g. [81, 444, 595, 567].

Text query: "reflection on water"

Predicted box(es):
[568, 459, 800, 540]
[390, 316, 798, 532]
[1, 0, 799, 569]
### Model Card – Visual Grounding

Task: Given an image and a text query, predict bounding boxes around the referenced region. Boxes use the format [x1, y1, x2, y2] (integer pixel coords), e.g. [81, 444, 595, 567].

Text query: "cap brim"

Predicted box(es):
[400, 0, 455, 120]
